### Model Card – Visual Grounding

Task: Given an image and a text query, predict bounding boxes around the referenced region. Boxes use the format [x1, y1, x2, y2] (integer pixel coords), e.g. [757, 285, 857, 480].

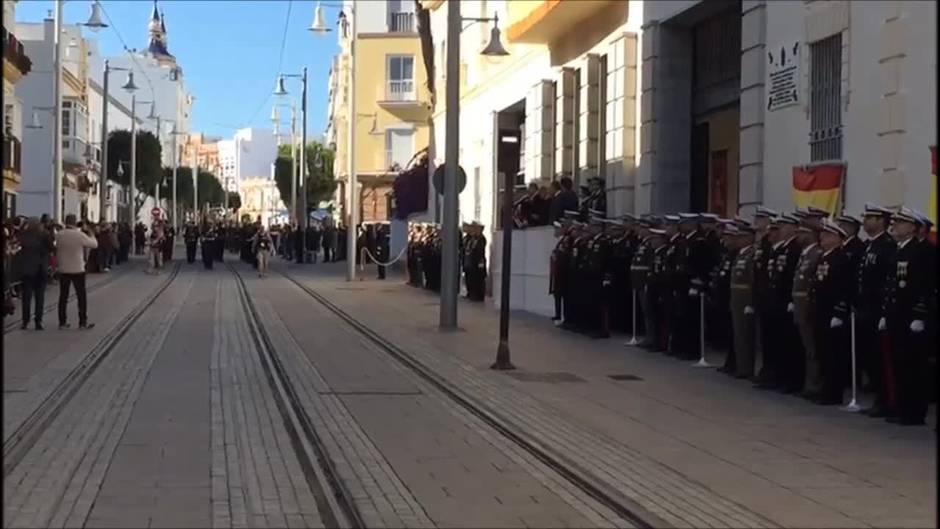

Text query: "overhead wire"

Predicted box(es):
[241, 0, 293, 130]
[93, 0, 157, 101]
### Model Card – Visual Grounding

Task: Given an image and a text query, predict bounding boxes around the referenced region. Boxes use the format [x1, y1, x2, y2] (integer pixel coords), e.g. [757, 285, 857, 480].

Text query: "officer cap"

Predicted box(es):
[604, 219, 625, 226]
[717, 217, 735, 225]
[663, 214, 680, 224]
[806, 206, 830, 217]
[619, 213, 638, 221]
[636, 218, 654, 228]
[793, 208, 808, 219]
[588, 208, 606, 219]
[835, 214, 861, 226]
[648, 228, 667, 237]
[820, 218, 847, 237]
[911, 208, 933, 227]
[722, 225, 740, 236]
[563, 210, 580, 219]
[891, 206, 922, 225]
[678, 212, 699, 222]
[700, 213, 720, 223]
[754, 206, 779, 218]
[796, 224, 816, 234]
[862, 203, 893, 218]
[774, 214, 800, 226]
[736, 225, 757, 235]
[733, 215, 752, 228]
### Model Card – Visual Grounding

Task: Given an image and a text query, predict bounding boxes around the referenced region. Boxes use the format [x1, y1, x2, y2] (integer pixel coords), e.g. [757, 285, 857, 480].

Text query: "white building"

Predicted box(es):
[420, 0, 936, 316]
[216, 127, 279, 195]
[239, 177, 286, 228]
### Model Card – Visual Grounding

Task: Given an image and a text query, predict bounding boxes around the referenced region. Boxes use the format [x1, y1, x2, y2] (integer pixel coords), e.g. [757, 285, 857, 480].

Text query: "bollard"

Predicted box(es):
[692, 292, 713, 368]
[625, 289, 639, 346]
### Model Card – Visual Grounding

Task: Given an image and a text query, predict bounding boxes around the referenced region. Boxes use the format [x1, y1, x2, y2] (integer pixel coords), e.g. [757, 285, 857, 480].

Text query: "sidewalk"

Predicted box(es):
[284, 261, 936, 529]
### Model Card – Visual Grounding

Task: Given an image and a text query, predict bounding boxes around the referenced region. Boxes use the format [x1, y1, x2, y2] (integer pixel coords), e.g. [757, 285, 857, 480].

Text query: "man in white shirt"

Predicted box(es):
[55, 214, 98, 330]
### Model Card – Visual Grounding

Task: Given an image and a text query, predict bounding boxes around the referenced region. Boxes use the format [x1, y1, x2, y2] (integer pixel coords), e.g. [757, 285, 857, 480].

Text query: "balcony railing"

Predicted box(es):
[3, 136, 22, 175]
[389, 11, 415, 33]
[62, 137, 89, 167]
[2, 26, 32, 76]
[385, 80, 416, 102]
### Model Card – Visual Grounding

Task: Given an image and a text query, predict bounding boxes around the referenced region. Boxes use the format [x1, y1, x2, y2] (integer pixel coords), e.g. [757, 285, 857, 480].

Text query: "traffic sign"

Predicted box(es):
[432, 164, 467, 195]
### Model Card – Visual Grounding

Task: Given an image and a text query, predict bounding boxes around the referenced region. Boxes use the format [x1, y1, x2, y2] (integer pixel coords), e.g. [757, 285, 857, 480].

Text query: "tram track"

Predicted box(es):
[2, 262, 182, 477]
[227, 263, 364, 529]
[3, 266, 131, 334]
[276, 268, 657, 529]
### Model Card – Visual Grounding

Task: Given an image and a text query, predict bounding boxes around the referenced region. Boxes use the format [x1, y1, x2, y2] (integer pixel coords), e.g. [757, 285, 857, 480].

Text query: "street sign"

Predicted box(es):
[432, 164, 467, 195]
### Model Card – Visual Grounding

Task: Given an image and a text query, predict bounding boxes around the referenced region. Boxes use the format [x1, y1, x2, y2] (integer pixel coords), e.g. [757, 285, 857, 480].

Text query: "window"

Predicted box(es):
[606, 43, 625, 161]
[809, 33, 843, 161]
[62, 101, 71, 137]
[385, 129, 414, 170]
[386, 56, 415, 101]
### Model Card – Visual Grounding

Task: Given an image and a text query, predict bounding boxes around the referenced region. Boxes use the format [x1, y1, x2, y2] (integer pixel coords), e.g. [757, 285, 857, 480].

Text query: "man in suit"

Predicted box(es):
[17, 218, 55, 330]
[549, 177, 579, 224]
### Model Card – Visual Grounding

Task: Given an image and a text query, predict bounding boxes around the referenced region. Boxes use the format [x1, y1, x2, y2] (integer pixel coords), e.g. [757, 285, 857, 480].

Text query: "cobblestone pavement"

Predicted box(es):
[280, 262, 937, 529]
[3, 257, 935, 529]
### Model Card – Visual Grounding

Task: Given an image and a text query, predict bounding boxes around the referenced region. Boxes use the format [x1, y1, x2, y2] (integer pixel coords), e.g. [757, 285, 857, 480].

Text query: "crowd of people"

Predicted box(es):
[512, 176, 603, 229]
[406, 221, 487, 301]
[548, 204, 936, 426]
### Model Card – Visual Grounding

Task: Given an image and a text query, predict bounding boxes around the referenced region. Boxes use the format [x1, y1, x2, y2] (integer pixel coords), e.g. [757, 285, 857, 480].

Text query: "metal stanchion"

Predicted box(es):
[842, 310, 861, 412]
[692, 292, 713, 368]
[625, 289, 639, 346]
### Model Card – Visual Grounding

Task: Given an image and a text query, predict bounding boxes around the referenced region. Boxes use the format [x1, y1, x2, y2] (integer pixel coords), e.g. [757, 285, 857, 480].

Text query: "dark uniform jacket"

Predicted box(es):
[883, 237, 931, 325]
[810, 247, 852, 323]
[857, 232, 896, 317]
[768, 236, 802, 312]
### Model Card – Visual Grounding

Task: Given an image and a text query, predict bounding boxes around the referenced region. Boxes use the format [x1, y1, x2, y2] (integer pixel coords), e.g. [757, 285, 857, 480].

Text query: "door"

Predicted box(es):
[386, 129, 414, 170]
[690, 122, 709, 212]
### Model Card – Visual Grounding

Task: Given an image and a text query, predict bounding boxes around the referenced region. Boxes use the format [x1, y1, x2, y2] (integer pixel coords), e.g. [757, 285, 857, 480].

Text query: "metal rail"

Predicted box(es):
[2, 262, 182, 476]
[277, 268, 660, 529]
[227, 263, 363, 529]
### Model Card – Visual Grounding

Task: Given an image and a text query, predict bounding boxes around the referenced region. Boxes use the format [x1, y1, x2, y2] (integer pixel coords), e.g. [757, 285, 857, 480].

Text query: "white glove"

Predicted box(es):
[910, 320, 925, 333]
[878, 317, 887, 331]
[830, 317, 844, 328]
[744, 306, 755, 315]
[688, 288, 699, 297]
[787, 302, 794, 313]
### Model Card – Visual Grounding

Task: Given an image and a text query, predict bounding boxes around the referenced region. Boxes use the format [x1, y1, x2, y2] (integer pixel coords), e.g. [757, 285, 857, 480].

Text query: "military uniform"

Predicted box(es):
[184, 224, 199, 264]
[586, 227, 612, 338]
[882, 214, 931, 424]
[200, 228, 217, 270]
[811, 239, 853, 405]
[711, 241, 735, 372]
[608, 229, 634, 333]
[730, 239, 757, 378]
[760, 220, 802, 389]
[631, 236, 655, 347]
[793, 241, 824, 395]
[647, 236, 671, 351]
[550, 229, 573, 322]
[463, 228, 487, 301]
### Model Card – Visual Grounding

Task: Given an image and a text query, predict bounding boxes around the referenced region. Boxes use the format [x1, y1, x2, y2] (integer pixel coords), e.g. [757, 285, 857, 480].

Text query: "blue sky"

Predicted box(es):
[15, 0, 341, 139]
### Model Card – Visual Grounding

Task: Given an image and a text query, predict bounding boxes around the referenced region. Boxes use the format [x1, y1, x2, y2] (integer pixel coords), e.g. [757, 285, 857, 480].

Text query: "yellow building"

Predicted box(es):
[327, 1, 430, 224]
[2, 0, 32, 217]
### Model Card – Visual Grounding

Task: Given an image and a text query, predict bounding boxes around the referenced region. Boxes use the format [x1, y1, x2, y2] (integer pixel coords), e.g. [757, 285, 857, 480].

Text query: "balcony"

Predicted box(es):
[2, 26, 32, 77]
[62, 137, 89, 168]
[377, 80, 423, 108]
[506, 0, 625, 44]
[388, 11, 416, 33]
[3, 136, 22, 175]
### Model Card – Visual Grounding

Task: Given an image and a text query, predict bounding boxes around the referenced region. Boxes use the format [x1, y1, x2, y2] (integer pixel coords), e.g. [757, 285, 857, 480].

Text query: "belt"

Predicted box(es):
[630, 266, 650, 271]
[792, 292, 809, 298]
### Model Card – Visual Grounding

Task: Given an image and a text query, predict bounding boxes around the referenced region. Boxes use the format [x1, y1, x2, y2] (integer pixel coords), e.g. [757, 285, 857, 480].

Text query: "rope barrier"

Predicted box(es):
[359, 244, 409, 270]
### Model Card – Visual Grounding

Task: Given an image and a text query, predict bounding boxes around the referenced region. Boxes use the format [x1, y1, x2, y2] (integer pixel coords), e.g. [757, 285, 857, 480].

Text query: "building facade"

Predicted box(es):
[2, 0, 32, 218]
[239, 177, 286, 228]
[328, 0, 431, 230]
[216, 127, 278, 196]
[415, 0, 935, 315]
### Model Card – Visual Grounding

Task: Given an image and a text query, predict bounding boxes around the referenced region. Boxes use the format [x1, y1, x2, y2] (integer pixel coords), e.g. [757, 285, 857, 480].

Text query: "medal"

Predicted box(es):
[899, 280, 907, 288]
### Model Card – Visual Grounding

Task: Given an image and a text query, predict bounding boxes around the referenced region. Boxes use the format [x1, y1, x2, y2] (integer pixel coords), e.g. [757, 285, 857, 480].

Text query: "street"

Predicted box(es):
[2, 258, 935, 529]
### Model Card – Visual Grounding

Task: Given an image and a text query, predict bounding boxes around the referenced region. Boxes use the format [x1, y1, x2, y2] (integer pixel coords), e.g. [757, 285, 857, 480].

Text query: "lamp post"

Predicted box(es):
[50, 0, 107, 222]
[162, 120, 184, 233]
[271, 101, 298, 225]
[310, 1, 356, 279]
[440, 5, 509, 330]
[274, 68, 308, 263]
[99, 61, 135, 222]
[129, 96, 155, 223]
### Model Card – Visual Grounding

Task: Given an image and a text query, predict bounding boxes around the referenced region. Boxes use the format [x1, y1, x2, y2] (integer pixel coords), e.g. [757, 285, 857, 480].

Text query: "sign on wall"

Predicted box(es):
[766, 41, 801, 112]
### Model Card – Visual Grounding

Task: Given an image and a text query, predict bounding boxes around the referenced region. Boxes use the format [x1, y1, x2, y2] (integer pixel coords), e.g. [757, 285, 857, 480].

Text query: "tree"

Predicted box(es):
[160, 166, 225, 210]
[106, 129, 162, 217]
[273, 141, 336, 219]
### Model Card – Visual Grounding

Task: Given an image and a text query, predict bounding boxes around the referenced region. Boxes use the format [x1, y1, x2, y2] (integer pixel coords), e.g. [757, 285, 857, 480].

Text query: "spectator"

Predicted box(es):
[549, 176, 579, 223]
[531, 185, 552, 227]
[17, 218, 55, 330]
[117, 223, 132, 264]
[108, 223, 119, 267]
[55, 214, 98, 330]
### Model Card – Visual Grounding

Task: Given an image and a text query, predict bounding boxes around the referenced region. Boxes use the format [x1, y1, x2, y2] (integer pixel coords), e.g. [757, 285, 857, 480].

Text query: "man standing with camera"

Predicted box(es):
[55, 214, 98, 330]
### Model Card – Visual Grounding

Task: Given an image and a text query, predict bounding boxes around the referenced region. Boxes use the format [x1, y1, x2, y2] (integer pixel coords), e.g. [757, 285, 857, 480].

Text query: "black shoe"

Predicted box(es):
[79, 323, 95, 330]
[21, 322, 28, 330]
[59, 323, 71, 330]
[34, 322, 44, 331]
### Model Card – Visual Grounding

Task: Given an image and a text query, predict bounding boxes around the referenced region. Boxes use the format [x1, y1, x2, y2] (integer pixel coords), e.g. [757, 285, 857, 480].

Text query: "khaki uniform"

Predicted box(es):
[730, 244, 757, 377]
[793, 243, 824, 394]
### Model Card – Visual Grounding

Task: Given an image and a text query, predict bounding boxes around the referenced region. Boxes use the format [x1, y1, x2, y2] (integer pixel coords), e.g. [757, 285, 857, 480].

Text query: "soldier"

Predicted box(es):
[646, 228, 671, 352]
[184, 221, 199, 264]
[375, 223, 390, 280]
[837, 213, 866, 284]
[585, 211, 612, 339]
[811, 219, 853, 406]
[751, 207, 778, 382]
[879, 207, 930, 425]
[200, 223, 217, 270]
[791, 220, 823, 398]
[756, 214, 802, 390]
[856, 204, 897, 417]
[713, 224, 738, 375]
[631, 218, 655, 346]
[660, 215, 682, 354]
[730, 224, 758, 378]
[608, 216, 634, 333]
[550, 214, 576, 324]
[463, 222, 487, 301]
[674, 213, 714, 360]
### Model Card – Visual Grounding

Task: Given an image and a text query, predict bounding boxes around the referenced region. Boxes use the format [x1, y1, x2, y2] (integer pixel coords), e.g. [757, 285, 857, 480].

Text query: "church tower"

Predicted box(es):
[146, 0, 175, 66]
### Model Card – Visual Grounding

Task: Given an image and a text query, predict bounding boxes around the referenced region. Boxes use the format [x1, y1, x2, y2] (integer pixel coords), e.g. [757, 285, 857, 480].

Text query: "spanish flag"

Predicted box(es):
[792, 164, 844, 215]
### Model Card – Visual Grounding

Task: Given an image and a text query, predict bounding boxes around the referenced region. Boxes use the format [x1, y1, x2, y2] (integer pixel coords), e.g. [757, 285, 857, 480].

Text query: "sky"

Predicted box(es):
[15, 0, 341, 140]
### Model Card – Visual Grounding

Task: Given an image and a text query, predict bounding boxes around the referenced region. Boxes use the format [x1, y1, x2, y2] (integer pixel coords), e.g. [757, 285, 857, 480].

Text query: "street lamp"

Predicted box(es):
[164, 120, 185, 234]
[49, 0, 107, 222]
[274, 68, 308, 264]
[128, 95, 154, 223]
[271, 100, 298, 226]
[441, 5, 509, 338]
[98, 61, 135, 222]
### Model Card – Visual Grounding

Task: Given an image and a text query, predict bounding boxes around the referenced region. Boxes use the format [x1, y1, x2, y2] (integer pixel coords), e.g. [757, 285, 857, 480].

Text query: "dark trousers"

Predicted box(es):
[58, 273, 88, 326]
[889, 321, 929, 422]
[553, 293, 563, 319]
[857, 312, 884, 400]
[816, 317, 849, 402]
[323, 246, 332, 262]
[186, 241, 197, 263]
[21, 273, 47, 325]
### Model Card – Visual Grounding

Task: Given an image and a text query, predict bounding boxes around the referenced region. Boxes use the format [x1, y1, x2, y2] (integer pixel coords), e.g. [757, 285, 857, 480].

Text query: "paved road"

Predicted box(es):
[2, 257, 935, 529]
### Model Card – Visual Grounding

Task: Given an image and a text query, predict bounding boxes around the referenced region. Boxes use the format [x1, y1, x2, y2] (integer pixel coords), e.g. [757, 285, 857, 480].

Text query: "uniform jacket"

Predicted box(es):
[792, 243, 824, 299]
[857, 232, 896, 317]
[810, 246, 852, 322]
[883, 237, 931, 324]
[730, 244, 756, 308]
[768, 236, 801, 310]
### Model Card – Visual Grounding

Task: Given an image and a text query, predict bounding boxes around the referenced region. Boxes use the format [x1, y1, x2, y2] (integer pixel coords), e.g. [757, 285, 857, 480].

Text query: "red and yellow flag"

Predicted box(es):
[792, 164, 844, 215]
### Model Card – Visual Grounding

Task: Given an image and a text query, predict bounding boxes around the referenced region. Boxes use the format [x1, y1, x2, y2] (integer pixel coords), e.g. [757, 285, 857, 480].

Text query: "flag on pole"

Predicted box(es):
[792, 163, 844, 214]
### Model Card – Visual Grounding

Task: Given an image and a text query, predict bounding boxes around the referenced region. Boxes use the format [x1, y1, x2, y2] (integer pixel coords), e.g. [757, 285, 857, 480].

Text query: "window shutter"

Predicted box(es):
[555, 68, 576, 178]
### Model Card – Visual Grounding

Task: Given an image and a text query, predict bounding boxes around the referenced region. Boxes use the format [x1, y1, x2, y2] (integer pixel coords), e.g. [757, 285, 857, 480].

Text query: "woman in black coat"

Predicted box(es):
[16, 218, 54, 330]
